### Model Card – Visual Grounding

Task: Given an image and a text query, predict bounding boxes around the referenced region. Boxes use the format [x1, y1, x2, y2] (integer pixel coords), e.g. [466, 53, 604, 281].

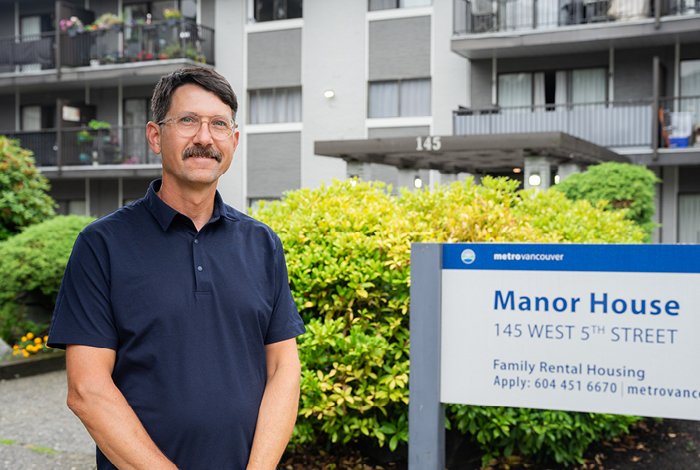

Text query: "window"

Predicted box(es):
[679, 194, 700, 243]
[369, 0, 432, 11]
[368, 78, 431, 118]
[248, 87, 302, 124]
[498, 68, 606, 110]
[680, 60, 700, 128]
[252, 0, 302, 22]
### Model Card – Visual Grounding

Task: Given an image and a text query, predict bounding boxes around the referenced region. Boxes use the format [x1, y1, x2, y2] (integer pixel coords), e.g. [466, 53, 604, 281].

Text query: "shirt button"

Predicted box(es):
[194, 239, 199, 244]
[197, 266, 203, 272]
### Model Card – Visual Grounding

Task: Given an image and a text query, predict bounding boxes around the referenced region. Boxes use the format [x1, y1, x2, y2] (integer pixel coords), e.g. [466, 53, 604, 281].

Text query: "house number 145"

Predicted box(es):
[416, 136, 442, 151]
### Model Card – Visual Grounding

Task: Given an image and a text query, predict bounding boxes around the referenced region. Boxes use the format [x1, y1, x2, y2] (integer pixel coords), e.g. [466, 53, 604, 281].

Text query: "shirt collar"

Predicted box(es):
[145, 179, 238, 232]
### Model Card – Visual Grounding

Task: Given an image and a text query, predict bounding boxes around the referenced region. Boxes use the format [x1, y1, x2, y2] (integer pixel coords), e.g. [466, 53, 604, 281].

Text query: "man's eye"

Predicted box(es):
[178, 116, 198, 125]
[212, 119, 230, 128]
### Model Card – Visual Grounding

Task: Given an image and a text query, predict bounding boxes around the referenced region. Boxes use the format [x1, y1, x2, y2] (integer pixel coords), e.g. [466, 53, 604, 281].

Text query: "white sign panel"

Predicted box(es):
[62, 105, 81, 122]
[440, 244, 700, 420]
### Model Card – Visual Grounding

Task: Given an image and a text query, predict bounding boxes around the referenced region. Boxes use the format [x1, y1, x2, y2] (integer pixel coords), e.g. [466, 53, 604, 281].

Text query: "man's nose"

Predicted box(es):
[192, 120, 214, 145]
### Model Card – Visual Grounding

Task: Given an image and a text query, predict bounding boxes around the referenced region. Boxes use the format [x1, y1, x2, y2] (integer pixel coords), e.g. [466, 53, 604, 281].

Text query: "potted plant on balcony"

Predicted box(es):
[76, 129, 94, 144]
[91, 13, 124, 33]
[162, 44, 182, 59]
[60, 17, 83, 37]
[164, 8, 182, 26]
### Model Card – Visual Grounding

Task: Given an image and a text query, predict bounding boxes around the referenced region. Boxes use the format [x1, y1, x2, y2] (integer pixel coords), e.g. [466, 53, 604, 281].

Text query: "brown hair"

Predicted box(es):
[151, 67, 238, 123]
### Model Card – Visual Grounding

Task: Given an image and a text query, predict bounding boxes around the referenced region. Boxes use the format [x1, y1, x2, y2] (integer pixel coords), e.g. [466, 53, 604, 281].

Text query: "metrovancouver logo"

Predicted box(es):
[461, 249, 476, 264]
[493, 252, 565, 261]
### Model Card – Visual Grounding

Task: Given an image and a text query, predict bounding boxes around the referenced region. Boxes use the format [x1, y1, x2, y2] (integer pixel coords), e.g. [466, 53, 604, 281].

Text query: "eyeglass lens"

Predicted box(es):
[174, 114, 234, 139]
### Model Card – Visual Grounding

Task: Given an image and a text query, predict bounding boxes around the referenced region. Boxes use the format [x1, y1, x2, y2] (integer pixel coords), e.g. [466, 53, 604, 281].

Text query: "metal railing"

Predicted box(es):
[454, 0, 699, 34]
[1, 125, 160, 167]
[453, 96, 700, 148]
[0, 20, 215, 71]
[0, 32, 55, 73]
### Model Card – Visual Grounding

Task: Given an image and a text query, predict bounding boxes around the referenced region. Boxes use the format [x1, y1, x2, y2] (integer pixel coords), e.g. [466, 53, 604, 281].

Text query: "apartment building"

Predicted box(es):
[448, 0, 700, 243]
[2, 0, 698, 242]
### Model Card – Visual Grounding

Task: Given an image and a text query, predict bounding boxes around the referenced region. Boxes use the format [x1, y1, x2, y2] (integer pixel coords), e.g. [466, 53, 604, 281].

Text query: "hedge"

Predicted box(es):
[254, 177, 645, 466]
[0, 215, 94, 344]
[555, 162, 660, 241]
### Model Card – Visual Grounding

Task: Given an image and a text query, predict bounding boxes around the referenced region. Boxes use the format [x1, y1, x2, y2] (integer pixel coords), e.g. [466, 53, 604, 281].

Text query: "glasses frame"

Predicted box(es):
[158, 112, 238, 140]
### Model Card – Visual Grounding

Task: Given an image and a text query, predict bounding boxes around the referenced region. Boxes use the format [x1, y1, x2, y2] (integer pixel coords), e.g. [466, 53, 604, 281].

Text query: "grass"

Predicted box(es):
[0, 440, 58, 454]
[24, 444, 57, 454]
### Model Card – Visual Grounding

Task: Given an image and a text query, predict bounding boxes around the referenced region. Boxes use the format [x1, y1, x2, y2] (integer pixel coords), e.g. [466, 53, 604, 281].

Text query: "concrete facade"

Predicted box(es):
[2, 0, 697, 245]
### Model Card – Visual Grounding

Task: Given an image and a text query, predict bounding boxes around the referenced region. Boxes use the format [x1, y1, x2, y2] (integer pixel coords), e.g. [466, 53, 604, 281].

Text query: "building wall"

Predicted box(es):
[50, 177, 154, 218]
[368, 16, 431, 81]
[368, 126, 430, 138]
[470, 60, 492, 108]
[432, 0, 469, 134]
[200, 0, 216, 29]
[614, 46, 675, 101]
[92, 87, 119, 124]
[91, 0, 119, 18]
[213, 0, 246, 209]
[248, 29, 302, 89]
[0, 4, 14, 34]
[300, 0, 366, 190]
[247, 132, 301, 199]
[0, 95, 15, 130]
[19, 0, 55, 17]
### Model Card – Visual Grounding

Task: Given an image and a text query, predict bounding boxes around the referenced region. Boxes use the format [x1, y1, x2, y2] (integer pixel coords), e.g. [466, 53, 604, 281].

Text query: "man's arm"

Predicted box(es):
[66, 345, 178, 470]
[246, 338, 302, 470]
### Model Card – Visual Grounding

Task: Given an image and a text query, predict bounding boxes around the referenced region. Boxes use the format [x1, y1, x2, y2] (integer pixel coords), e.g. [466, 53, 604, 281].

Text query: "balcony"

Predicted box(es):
[1, 125, 162, 177]
[453, 95, 700, 154]
[0, 20, 214, 77]
[452, 0, 700, 58]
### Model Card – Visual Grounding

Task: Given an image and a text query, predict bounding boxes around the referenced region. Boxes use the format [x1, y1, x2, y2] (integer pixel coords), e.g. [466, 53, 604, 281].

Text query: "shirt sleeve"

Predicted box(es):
[263, 235, 306, 345]
[47, 232, 119, 350]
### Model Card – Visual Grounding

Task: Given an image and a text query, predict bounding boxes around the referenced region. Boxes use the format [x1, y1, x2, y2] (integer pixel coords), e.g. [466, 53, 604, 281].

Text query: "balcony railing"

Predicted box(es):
[0, 19, 214, 73]
[453, 95, 700, 149]
[454, 0, 699, 34]
[1, 125, 160, 167]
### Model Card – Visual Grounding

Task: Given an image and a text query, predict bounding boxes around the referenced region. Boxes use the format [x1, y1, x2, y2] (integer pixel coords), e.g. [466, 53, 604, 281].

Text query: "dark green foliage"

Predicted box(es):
[448, 405, 639, 466]
[555, 162, 660, 240]
[0, 136, 56, 240]
[0, 215, 93, 344]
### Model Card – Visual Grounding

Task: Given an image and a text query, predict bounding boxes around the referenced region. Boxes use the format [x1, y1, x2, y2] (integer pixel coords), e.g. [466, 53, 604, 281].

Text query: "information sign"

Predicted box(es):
[441, 243, 700, 420]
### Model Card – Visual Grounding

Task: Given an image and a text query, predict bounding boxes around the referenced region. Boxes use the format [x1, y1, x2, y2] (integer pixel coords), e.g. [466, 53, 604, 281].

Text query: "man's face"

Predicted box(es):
[150, 84, 239, 189]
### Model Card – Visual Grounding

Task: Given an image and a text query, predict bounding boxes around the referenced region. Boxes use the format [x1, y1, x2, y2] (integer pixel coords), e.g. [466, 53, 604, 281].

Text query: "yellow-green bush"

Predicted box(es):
[254, 177, 644, 465]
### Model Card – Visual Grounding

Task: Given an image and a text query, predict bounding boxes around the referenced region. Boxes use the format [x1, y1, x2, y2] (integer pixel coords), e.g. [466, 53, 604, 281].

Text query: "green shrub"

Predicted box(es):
[254, 177, 645, 466]
[0, 136, 56, 240]
[555, 162, 660, 240]
[0, 215, 93, 344]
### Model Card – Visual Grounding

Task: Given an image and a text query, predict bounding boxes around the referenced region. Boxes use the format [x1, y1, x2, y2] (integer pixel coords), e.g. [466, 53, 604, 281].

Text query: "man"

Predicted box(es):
[48, 66, 306, 470]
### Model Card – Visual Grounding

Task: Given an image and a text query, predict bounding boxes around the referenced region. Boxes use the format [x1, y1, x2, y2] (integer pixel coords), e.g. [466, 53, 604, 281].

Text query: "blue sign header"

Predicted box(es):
[442, 244, 700, 273]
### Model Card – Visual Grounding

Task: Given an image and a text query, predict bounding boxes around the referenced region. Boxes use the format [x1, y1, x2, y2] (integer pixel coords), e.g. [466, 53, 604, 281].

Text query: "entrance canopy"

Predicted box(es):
[315, 132, 628, 174]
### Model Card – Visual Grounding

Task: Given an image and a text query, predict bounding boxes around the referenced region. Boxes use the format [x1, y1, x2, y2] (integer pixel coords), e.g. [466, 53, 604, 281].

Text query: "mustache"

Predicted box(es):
[182, 146, 223, 162]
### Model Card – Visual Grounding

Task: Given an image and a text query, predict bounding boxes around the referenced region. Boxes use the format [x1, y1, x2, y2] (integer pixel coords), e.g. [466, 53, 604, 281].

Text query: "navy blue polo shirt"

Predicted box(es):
[48, 179, 305, 470]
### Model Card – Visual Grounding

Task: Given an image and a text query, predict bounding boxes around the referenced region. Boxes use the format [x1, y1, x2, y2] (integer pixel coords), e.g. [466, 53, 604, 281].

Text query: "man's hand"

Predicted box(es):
[246, 338, 302, 470]
[66, 345, 178, 470]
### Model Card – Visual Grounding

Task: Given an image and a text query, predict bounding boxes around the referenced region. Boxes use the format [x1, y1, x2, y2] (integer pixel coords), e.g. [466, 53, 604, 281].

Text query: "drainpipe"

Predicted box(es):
[55, 0, 61, 79]
[652, 56, 660, 161]
[56, 98, 62, 174]
[533, 0, 538, 29]
[654, 0, 661, 28]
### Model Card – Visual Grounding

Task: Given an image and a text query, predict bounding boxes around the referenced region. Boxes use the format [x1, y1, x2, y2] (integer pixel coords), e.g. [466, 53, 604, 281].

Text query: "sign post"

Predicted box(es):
[409, 243, 700, 469]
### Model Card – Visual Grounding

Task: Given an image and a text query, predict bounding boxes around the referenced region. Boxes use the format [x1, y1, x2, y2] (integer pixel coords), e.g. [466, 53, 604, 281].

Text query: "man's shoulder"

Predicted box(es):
[224, 204, 282, 245]
[80, 198, 151, 239]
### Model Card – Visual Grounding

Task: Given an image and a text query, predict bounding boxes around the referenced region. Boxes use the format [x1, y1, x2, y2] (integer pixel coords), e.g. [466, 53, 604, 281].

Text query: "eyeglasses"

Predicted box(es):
[159, 113, 237, 140]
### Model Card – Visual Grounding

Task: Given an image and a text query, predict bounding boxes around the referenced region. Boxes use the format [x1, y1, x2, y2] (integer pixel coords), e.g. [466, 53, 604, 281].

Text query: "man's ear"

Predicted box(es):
[146, 122, 162, 155]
